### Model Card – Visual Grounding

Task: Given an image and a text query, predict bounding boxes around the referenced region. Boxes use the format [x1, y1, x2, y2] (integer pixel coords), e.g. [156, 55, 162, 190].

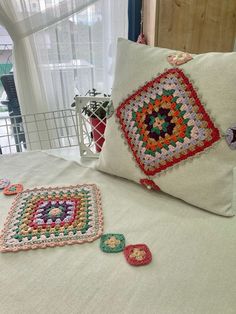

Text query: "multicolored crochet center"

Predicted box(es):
[116, 68, 220, 175]
[0, 184, 103, 252]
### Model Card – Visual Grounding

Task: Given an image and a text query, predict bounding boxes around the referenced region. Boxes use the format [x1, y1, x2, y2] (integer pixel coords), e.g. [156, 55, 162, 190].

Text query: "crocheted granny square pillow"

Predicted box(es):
[97, 38, 236, 216]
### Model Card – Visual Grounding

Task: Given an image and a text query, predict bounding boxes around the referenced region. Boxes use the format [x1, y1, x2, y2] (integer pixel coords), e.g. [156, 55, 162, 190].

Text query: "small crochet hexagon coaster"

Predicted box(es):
[3, 184, 23, 195]
[100, 233, 125, 253]
[0, 178, 10, 190]
[124, 244, 152, 266]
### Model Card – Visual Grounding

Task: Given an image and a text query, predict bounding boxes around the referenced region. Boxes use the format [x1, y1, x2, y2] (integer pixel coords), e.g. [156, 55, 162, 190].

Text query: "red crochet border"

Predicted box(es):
[116, 68, 221, 176]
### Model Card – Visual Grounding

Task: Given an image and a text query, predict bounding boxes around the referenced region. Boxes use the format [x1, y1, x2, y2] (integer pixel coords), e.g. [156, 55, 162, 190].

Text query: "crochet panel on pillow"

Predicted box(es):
[116, 68, 220, 176]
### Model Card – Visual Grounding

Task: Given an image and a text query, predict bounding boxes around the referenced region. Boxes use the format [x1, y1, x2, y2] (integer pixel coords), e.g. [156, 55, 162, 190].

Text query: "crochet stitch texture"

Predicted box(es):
[0, 184, 103, 252]
[124, 244, 152, 266]
[116, 68, 220, 176]
[167, 51, 193, 66]
[3, 184, 23, 195]
[100, 233, 125, 253]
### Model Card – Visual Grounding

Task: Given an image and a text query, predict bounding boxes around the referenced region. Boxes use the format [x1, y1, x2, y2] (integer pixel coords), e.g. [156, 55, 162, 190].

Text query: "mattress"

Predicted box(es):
[0, 151, 235, 314]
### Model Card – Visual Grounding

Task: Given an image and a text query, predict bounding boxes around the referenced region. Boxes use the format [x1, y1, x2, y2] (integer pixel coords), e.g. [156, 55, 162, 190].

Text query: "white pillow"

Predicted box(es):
[97, 38, 236, 216]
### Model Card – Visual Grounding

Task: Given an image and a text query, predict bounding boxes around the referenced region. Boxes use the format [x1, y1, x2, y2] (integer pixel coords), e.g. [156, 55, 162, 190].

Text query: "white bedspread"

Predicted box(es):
[0, 151, 235, 314]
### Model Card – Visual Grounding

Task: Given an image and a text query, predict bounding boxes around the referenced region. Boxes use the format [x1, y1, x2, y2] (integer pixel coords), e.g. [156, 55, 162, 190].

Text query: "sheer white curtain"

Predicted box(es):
[0, 0, 128, 114]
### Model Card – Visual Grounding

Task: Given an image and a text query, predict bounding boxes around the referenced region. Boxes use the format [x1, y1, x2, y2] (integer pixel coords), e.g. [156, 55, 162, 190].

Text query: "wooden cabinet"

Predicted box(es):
[143, 0, 236, 53]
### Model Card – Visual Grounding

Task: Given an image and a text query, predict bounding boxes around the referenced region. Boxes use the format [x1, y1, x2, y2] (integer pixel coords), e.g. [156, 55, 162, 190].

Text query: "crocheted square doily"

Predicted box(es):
[0, 184, 103, 252]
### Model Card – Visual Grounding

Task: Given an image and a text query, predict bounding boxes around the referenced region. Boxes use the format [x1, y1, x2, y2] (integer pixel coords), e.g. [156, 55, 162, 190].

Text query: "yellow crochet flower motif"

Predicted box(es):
[130, 248, 146, 261]
[105, 236, 121, 248]
[49, 207, 62, 217]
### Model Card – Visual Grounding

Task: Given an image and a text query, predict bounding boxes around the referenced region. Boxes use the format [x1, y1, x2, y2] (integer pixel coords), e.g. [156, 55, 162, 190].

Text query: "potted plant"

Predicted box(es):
[82, 89, 110, 152]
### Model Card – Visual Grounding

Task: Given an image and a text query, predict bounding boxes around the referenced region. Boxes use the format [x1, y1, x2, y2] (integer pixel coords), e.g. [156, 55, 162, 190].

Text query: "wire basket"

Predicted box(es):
[0, 109, 78, 155]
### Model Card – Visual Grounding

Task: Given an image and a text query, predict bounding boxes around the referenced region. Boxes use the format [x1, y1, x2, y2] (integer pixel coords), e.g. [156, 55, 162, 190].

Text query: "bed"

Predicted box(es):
[0, 151, 235, 314]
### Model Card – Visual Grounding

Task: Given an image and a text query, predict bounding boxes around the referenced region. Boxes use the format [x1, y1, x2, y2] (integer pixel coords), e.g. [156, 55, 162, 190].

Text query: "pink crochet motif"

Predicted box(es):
[167, 51, 193, 66]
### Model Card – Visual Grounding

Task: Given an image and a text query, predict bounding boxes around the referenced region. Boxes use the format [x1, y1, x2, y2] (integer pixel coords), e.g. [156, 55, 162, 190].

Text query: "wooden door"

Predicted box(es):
[144, 0, 236, 53]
